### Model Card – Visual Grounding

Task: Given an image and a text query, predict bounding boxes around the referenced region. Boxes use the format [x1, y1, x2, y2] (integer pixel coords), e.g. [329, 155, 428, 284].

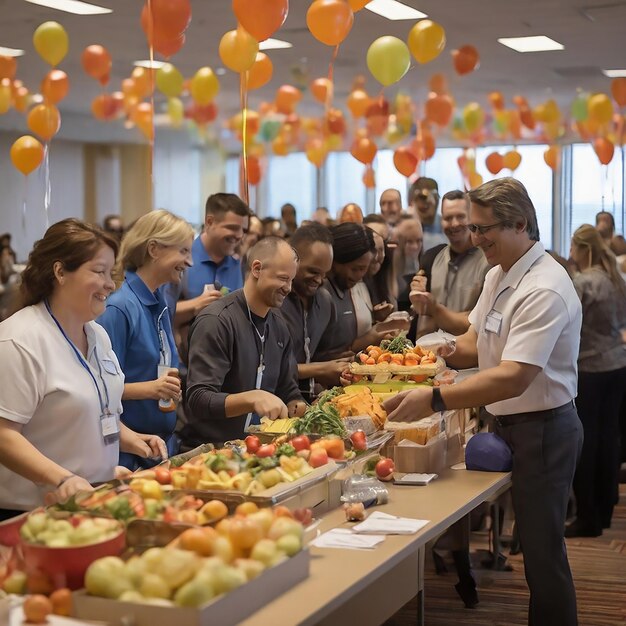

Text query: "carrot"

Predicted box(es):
[365, 357, 376, 365]
[390, 354, 404, 365]
[404, 356, 419, 366]
[377, 352, 392, 363]
[359, 352, 369, 363]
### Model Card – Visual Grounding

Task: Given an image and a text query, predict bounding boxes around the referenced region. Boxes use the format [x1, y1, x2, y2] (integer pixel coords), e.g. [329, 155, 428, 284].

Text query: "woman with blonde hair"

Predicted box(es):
[98, 209, 194, 470]
[566, 224, 626, 537]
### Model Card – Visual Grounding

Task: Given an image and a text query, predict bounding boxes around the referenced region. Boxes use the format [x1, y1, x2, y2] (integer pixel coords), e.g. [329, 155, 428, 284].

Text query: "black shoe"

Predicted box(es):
[432, 550, 448, 574]
[564, 522, 602, 538]
[455, 582, 479, 609]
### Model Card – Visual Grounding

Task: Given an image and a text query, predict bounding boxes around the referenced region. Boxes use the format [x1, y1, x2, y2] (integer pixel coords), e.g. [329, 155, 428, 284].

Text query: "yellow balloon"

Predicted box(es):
[587, 93, 613, 126]
[366, 36, 411, 86]
[462, 102, 485, 133]
[407, 20, 446, 64]
[190, 67, 220, 105]
[167, 97, 184, 127]
[156, 63, 184, 98]
[0, 79, 11, 114]
[33, 21, 69, 67]
[219, 28, 259, 74]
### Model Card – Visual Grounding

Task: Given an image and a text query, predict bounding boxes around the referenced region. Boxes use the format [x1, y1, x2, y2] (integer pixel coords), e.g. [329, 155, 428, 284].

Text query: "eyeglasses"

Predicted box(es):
[467, 221, 505, 236]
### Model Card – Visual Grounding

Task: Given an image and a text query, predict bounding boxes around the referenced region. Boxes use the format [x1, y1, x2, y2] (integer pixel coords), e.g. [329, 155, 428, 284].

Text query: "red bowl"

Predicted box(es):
[21, 525, 126, 590]
[0, 511, 29, 547]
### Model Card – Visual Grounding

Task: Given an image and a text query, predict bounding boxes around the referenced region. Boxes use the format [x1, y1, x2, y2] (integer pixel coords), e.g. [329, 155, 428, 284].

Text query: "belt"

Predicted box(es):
[494, 401, 575, 427]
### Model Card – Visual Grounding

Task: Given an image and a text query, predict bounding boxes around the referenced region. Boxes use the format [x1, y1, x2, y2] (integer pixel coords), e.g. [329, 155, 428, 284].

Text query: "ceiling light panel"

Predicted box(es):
[602, 69, 626, 78]
[498, 36, 564, 53]
[259, 38, 293, 51]
[24, 0, 112, 15]
[0, 46, 25, 56]
[365, 0, 427, 20]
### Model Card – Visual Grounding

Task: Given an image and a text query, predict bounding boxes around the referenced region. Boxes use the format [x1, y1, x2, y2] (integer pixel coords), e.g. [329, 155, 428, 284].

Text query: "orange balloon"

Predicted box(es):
[188, 102, 218, 125]
[310, 77, 332, 104]
[468, 171, 483, 189]
[27, 103, 61, 141]
[350, 136, 377, 164]
[233, 0, 288, 42]
[41, 69, 69, 104]
[362, 168, 375, 189]
[452, 45, 479, 75]
[245, 155, 262, 186]
[393, 146, 418, 177]
[502, 150, 521, 171]
[611, 78, 626, 108]
[428, 73, 447, 95]
[348, 0, 370, 10]
[272, 134, 289, 156]
[219, 27, 259, 73]
[141, 0, 191, 42]
[325, 108, 345, 135]
[275, 85, 302, 114]
[485, 152, 504, 175]
[306, 0, 354, 47]
[594, 137, 614, 165]
[488, 91, 505, 110]
[0, 55, 17, 80]
[365, 99, 389, 136]
[347, 89, 369, 117]
[519, 107, 535, 130]
[152, 31, 186, 58]
[305, 138, 327, 167]
[91, 94, 117, 121]
[131, 67, 154, 99]
[543, 146, 559, 171]
[339, 203, 364, 222]
[10, 135, 45, 175]
[247, 53, 273, 90]
[13, 85, 29, 113]
[81, 45, 112, 84]
[424, 93, 453, 127]
[132, 102, 154, 140]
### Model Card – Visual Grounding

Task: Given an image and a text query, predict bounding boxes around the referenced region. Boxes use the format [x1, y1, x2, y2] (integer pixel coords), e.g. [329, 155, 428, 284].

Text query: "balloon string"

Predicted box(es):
[240, 71, 249, 205]
[22, 176, 27, 233]
[147, 0, 155, 209]
[325, 45, 339, 114]
[43, 143, 51, 229]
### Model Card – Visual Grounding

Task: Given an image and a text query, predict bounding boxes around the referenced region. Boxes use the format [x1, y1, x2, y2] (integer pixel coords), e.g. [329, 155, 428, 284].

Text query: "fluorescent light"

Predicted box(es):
[498, 36, 564, 53]
[365, 0, 427, 20]
[134, 60, 165, 69]
[259, 38, 292, 51]
[0, 46, 25, 57]
[24, 0, 112, 15]
[216, 67, 227, 76]
[602, 69, 626, 78]
[31, 94, 44, 103]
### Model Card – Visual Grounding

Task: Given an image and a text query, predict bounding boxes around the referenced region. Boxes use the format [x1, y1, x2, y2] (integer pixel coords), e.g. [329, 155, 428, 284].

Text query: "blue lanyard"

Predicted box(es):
[44, 299, 110, 415]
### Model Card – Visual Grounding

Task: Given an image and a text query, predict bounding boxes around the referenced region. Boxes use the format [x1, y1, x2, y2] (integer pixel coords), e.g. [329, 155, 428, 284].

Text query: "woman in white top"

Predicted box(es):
[0, 219, 166, 520]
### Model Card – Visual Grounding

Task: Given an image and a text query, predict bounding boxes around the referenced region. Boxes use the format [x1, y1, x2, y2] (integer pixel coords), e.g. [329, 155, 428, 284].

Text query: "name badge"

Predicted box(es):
[255, 363, 265, 390]
[485, 310, 503, 335]
[101, 414, 120, 438]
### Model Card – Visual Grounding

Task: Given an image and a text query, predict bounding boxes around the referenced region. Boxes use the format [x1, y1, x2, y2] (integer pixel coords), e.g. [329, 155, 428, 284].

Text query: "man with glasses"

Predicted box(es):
[385, 178, 583, 626]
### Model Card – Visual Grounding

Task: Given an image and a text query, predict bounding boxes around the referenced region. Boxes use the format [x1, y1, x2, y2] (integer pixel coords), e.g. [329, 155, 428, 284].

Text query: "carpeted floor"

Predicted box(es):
[385, 483, 626, 626]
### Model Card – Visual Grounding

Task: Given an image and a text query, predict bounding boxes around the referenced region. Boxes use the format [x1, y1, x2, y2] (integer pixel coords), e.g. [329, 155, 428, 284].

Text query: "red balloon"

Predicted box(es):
[91, 94, 117, 121]
[485, 152, 504, 175]
[152, 31, 186, 58]
[81, 45, 112, 84]
[41, 69, 69, 104]
[141, 0, 191, 41]
[452, 45, 479, 75]
[611, 78, 626, 108]
[233, 0, 288, 42]
[186, 102, 218, 125]
[393, 146, 418, 177]
[594, 137, 614, 165]
[246, 155, 262, 186]
[424, 93, 453, 127]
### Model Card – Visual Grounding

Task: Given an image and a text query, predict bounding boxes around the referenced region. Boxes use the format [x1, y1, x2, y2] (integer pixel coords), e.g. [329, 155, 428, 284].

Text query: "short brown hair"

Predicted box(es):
[468, 177, 540, 241]
[20, 218, 118, 308]
[205, 193, 251, 219]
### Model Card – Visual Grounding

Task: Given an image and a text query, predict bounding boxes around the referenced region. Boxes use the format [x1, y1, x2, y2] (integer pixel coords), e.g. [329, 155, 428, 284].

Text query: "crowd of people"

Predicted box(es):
[0, 177, 624, 625]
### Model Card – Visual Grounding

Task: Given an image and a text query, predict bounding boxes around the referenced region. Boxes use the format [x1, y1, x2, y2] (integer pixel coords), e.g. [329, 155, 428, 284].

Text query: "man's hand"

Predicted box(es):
[316, 358, 353, 387]
[250, 390, 289, 420]
[192, 289, 222, 315]
[150, 371, 181, 401]
[409, 290, 437, 317]
[373, 301, 394, 322]
[383, 387, 434, 422]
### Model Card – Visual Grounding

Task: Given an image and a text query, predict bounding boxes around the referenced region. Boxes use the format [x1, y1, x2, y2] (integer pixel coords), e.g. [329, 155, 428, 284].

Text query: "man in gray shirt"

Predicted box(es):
[182, 238, 305, 447]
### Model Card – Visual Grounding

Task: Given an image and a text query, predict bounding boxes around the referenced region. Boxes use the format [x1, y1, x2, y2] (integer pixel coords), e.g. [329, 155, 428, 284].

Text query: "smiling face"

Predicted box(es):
[205, 210, 249, 259]
[333, 251, 373, 290]
[379, 189, 402, 226]
[293, 240, 333, 299]
[441, 198, 471, 250]
[254, 246, 298, 308]
[368, 231, 385, 276]
[151, 237, 193, 286]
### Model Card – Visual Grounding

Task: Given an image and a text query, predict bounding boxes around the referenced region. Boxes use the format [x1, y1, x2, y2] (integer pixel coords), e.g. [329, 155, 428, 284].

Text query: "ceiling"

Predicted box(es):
[1, 0, 625, 140]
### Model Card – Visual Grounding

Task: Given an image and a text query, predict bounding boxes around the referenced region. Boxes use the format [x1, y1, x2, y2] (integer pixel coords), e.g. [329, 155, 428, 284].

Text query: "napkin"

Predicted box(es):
[352, 511, 429, 535]
[310, 528, 385, 550]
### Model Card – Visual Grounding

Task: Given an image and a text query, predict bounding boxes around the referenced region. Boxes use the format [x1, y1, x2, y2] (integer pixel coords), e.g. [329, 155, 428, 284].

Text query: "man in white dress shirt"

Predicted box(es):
[384, 178, 583, 626]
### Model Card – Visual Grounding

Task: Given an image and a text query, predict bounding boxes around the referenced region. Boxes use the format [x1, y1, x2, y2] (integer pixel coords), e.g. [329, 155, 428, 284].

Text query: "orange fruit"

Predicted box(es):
[178, 527, 215, 556]
[229, 517, 264, 550]
[273, 505, 294, 518]
[200, 499, 228, 522]
[23, 594, 53, 624]
[235, 502, 259, 516]
[50, 587, 72, 616]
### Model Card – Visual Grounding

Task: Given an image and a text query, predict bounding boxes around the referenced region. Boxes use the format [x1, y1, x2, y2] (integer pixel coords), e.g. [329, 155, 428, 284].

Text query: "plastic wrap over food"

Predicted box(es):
[340, 475, 389, 506]
[434, 368, 458, 386]
[417, 331, 457, 358]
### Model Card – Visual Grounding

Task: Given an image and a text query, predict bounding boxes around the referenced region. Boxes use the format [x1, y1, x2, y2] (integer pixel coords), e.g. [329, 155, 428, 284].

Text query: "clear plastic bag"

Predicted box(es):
[340, 474, 389, 507]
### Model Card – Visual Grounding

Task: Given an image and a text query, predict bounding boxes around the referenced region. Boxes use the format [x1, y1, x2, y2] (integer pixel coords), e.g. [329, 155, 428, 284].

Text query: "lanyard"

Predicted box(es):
[303, 309, 315, 399]
[44, 299, 110, 415]
[244, 300, 267, 430]
[156, 306, 172, 367]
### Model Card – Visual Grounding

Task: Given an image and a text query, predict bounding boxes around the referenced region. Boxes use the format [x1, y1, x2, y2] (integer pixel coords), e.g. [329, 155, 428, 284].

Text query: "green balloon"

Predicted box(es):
[571, 96, 588, 122]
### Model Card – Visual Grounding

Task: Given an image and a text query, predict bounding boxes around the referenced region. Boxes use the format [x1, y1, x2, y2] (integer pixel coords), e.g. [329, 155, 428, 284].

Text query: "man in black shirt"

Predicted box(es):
[183, 238, 305, 447]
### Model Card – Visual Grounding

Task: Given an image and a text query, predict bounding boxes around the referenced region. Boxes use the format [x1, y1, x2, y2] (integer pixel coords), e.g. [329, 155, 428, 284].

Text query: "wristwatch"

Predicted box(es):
[431, 387, 447, 413]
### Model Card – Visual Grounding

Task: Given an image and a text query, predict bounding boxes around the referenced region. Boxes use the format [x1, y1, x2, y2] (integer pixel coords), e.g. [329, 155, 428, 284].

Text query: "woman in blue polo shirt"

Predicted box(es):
[99, 210, 194, 469]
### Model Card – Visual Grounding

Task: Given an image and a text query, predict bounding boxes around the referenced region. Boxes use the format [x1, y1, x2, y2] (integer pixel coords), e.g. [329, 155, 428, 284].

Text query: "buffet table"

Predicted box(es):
[240, 467, 511, 626]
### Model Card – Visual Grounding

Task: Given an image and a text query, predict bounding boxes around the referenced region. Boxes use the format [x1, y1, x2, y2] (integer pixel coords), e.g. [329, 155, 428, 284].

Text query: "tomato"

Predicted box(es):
[154, 467, 171, 485]
[375, 457, 395, 481]
[290, 435, 311, 452]
[309, 448, 328, 468]
[50, 587, 72, 617]
[245, 435, 261, 454]
[23, 595, 52, 624]
[256, 443, 276, 458]
[293, 508, 313, 526]
[350, 430, 367, 451]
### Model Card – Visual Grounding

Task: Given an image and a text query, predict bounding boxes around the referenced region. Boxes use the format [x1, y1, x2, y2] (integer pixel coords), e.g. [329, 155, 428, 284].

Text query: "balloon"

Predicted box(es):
[305, 138, 327, 167]
[468, 171, 483, 189]
[348, 0, 370, 10]
[488, 91, 505, 110]
[233, 0, 288, 42]
[141, 0, 191, 41]
[411, 128, 435, 161]
[543, 146, 559, 171]
[10, 135, 45, 175]
[611, 78, 626, 108]
[324, 108, 346, 135]
[365, 99, 389, 136]
[306, 0, 354, 47]
[339, 203, 364, 222]
[362, 168, 375, 189]
[588, 93, 613, 125]
[152, 31, 186, 58]
[246, 155, 262, 186]
[393, 146, 418, 177]
[33, 22, 68, 66]
[462, 102, 484, 133]
[187, 102, 217, 125]
[0, 56, 17, 80]
[519, 107, 535, 130]
[247, 53, 273, 90]
[350, 136, 377, 164]
[452, 45, 479, 75]
[428, 73, 447, 95]
[535, 99, 560, 124]
[485, 152, 504, 175]
[91, 94, 118, 121]
[0, 79, 11, 114]
[366, 36, 411, 86]
[571, 94, 588, 122]
[132, 102, 154, 140]
[231, 110, 260, 138]
[275, 85, 302, 114]
[272, 134, 289, 156]
[407, 20, 446, 64]
[259, 118, 282, 142]
[190, 67, 219, 104]
[503, 150, 521, 171]
[425, 93, 453, 127]
[166, 97, 184, 127]
[13, 85, 29, 113]
[593, 137, 614, 165]
[41, 69, 69, 104]
[347, 89, 369, 117]
[131, 67, 154, 99]
[81, 45, 112, 84]
[27, 103, 61, 141]
[157, 63, 184, 97]
[310, 77, 332, 104]
[219, 28, 259, 73]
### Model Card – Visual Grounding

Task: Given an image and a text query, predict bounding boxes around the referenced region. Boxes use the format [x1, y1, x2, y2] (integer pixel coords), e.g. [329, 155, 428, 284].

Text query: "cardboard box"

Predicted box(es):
[73, 549, 310, 626]
[389, 435, 447, 474]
